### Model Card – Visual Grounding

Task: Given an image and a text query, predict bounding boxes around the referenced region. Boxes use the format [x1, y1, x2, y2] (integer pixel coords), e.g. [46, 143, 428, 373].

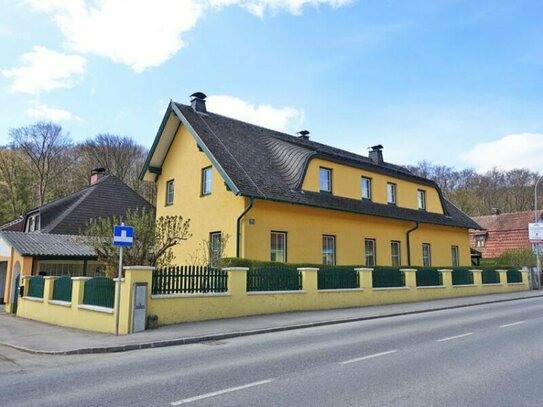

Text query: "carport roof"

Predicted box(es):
[0, 231, 97, 258]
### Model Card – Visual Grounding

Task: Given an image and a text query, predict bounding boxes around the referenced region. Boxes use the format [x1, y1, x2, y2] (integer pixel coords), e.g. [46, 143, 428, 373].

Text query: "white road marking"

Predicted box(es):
[171, 379, 274, 405]
[499, 321, 525, 328]
[339, 350, 398, 365]
[436, 333, 473, 342]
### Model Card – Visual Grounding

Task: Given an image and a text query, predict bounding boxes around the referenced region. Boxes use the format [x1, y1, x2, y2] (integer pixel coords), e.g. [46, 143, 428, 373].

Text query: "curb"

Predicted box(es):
[2, 293, 542, 355]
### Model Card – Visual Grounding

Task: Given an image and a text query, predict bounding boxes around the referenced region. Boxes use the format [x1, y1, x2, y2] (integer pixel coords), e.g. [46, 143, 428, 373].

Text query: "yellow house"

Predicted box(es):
[141, 93, 480, 267]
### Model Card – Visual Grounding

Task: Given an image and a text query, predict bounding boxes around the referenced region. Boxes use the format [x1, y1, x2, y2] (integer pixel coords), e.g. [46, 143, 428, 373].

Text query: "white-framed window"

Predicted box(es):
[210, 232, 222, 267]
[364, 238, 376, 266]
[25, 213, 40, 232]
[391, 240, 401, 267]
[422, 243, 432, 267]
[322, 235, 336, 265]
[202, 167, 212, 196]
[319, 167, 332, 193]
[417, 189, 426, 210]
[387, 183, 396, 205]
[165, 179, 175, 206]
[475, 235, 486, 247]
[361, 177, 372, 200]
[451, 245, 459, 267]
[271, 231, 287, 263]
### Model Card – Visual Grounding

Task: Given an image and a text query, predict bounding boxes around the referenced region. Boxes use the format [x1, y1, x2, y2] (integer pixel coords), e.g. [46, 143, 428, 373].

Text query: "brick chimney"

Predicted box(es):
[90, 168, 107, 185]
[368, 145, 384, 165]
[190, 92, 207, 114]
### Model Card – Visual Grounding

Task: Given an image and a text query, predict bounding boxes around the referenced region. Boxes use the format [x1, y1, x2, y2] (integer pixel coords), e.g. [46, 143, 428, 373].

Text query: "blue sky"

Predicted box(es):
[1, 0, 542, 171]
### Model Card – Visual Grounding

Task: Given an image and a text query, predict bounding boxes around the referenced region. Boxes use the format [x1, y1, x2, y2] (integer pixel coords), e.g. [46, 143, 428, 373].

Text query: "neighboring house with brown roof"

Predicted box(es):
[0, 169, 154, 313]
[469, 210, 542, 259]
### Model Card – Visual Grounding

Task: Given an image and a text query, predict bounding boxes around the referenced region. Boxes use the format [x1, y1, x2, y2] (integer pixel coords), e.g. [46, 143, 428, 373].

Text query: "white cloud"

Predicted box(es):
[462, 133, 543, 172]
[26, 102, 83, 122]
[207, 95, 304, 132]
[25, 0, 351, 72]
[2, 46, 86, 94]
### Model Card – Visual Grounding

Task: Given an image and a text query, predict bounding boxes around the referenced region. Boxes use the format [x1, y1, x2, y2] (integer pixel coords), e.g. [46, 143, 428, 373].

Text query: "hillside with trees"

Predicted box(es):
[0, 121, 155, 225]
[0, 120, 540, 226]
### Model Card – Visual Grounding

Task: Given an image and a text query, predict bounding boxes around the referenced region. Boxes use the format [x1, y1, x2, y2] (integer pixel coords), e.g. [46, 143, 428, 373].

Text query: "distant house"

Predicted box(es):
[141, 92, 480, 268]
[469, 210, 542, 259]
[0, 169, 154, 313]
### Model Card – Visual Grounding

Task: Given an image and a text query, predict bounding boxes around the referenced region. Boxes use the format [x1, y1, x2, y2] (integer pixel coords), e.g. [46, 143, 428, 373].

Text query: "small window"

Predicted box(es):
[417, 189, 426, 210]
[210, 232, 222, 267]
[202, 167, 212, 196]
[322, 235, 336, 265]
[361, 177, 372, 200]
[451, 245, 459, 267]
[387, 183, 396, 205]
[391, 241, 401, 267]
[422, 243, 432, 267]
[475, 235, 486, 247]
[319, 167, 332, 193]
[271, 231, 287, 263]
[165, 180, 175, 206]
[364, 238, 376, 266]
[25, 213, 40, 232]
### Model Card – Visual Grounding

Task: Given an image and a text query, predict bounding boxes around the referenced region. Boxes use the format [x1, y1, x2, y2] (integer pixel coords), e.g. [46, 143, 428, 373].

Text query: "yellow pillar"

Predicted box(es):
[355, 268, 373, 289]
[22, 275, 31, 297]
[298, 268, 318, 292]
[71, 277, 91, 305]
[520, 268, 529, 287]
[438, 269, 453, 287]
[223, 267, 248, 298]
[470, 269, 483, 286]
[120, 266, 155, 334]
[43, 276, 55, 301]
[401, 268, 417, 288]
[496, 269, 508, 285]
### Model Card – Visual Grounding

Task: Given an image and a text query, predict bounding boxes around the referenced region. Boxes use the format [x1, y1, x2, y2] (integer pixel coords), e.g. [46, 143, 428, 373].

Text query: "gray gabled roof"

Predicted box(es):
[141, 101, 481, 230]
[0, 231, 96, 258]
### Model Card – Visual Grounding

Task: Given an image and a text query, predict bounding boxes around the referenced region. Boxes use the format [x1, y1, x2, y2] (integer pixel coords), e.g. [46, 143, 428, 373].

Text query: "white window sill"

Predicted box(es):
[417, 285, 446, 289]
[23, 296, 43, 302]
[152, 292, 230, 299]
[373, 286, 409, 291]
[318, 288, 363, 293]
[248, 290, 305, 295]
[77, 304, 114, 314]
[48, 300, 71, 307]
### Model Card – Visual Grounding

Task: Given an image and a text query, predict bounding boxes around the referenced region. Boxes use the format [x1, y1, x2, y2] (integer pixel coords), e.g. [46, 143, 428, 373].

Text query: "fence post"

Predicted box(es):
[22, 275, 32, 297]
[71, 277, 91, 306]
[400, 269, 417, 288]
[297, 268, 318, 292]
[354, 268, 373, 289]
[496, 269, 508, 285]
[222, 267, 248, 297]
[469, 269, 483, 286]
[520, 268, 529, 287]
[121, 266, 155, 334]
[43, 276, 55, 301]
[438, 269, 453, 287]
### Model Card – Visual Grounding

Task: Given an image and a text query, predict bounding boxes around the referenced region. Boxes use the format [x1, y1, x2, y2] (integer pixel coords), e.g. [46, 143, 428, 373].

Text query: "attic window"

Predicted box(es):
[475, 235, 486, 247]
[319, 167, 332, 193]
[166, 179, 175, 206]
[25, 213, 40, 232]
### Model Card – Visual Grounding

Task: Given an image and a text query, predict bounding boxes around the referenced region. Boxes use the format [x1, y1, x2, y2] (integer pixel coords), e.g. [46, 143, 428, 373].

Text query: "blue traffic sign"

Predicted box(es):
[113, 225, 134, 247]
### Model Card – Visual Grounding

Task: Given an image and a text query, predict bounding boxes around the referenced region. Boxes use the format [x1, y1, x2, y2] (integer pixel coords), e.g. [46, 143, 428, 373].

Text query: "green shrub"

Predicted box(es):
[496, 249, 536, 268]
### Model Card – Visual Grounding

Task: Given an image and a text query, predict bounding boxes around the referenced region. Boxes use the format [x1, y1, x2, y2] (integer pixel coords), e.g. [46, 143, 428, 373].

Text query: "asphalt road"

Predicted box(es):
[1, 297, 542, 407]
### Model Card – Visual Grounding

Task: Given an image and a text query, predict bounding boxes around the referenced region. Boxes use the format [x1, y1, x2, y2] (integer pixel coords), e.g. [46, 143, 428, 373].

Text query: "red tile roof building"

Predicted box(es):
[469, 210, 542, 259]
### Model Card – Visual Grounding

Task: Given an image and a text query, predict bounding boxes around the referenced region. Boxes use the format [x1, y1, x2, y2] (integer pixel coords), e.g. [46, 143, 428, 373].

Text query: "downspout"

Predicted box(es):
[236, 197, 254, 258]
[406, 222, 419, 266]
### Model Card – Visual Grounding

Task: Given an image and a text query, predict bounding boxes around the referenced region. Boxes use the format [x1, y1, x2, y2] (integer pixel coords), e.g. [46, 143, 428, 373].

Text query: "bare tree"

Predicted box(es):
[0, 146, 33, 222]
[9, 122, 72, 206]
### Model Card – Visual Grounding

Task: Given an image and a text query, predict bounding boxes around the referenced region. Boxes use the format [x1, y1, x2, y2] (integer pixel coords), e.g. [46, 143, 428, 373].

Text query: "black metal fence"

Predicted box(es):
[27, 276, 44, 298]
[506, 269, 523, 283]
[247, 267, 302, 292]
[318, 268, 359, 290]
[451, 269, 474, 285]
[482, 269, 499, 284]
[152, 266, 228, 295]
[416, 268, 443, 287]
[372, 268, 405, 288]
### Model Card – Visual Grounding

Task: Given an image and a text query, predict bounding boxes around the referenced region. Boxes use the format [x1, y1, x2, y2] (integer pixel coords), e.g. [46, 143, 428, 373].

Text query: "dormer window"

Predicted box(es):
[387, 183, 396, 205]
[319, 167, 332, 193]
[417, 190, 426, 210]
[25, 213, 40, 232]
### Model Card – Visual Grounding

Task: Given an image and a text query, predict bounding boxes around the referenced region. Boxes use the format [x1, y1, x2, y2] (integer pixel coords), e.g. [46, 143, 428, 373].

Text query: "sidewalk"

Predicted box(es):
[1, 291, 541, 355]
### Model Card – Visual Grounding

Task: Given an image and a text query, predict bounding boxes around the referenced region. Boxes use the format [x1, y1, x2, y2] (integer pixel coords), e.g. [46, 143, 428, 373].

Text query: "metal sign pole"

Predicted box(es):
[115, 245, 123, 336]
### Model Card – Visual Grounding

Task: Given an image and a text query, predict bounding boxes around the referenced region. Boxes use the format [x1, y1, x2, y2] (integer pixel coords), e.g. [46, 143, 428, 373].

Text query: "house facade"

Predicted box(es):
[470, 210, 542, 259]
[0, 170, 154, 312]
[141, 93, 480, 268]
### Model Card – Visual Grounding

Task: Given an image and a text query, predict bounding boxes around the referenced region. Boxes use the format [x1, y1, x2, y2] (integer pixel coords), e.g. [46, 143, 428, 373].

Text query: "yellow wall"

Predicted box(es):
[302, 158, 444, 214]
[242, 199, 471, 266]
[2, 248, 33, 313]
[156, 125, 245, 263]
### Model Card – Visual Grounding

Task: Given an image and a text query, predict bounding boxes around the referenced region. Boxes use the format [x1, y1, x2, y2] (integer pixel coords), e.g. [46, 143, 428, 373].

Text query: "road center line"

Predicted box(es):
[436, 333, 473, 342]
[171, 379, 274, 405]
[339, 350, 398, 365]
[499, 321, 525, 328]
